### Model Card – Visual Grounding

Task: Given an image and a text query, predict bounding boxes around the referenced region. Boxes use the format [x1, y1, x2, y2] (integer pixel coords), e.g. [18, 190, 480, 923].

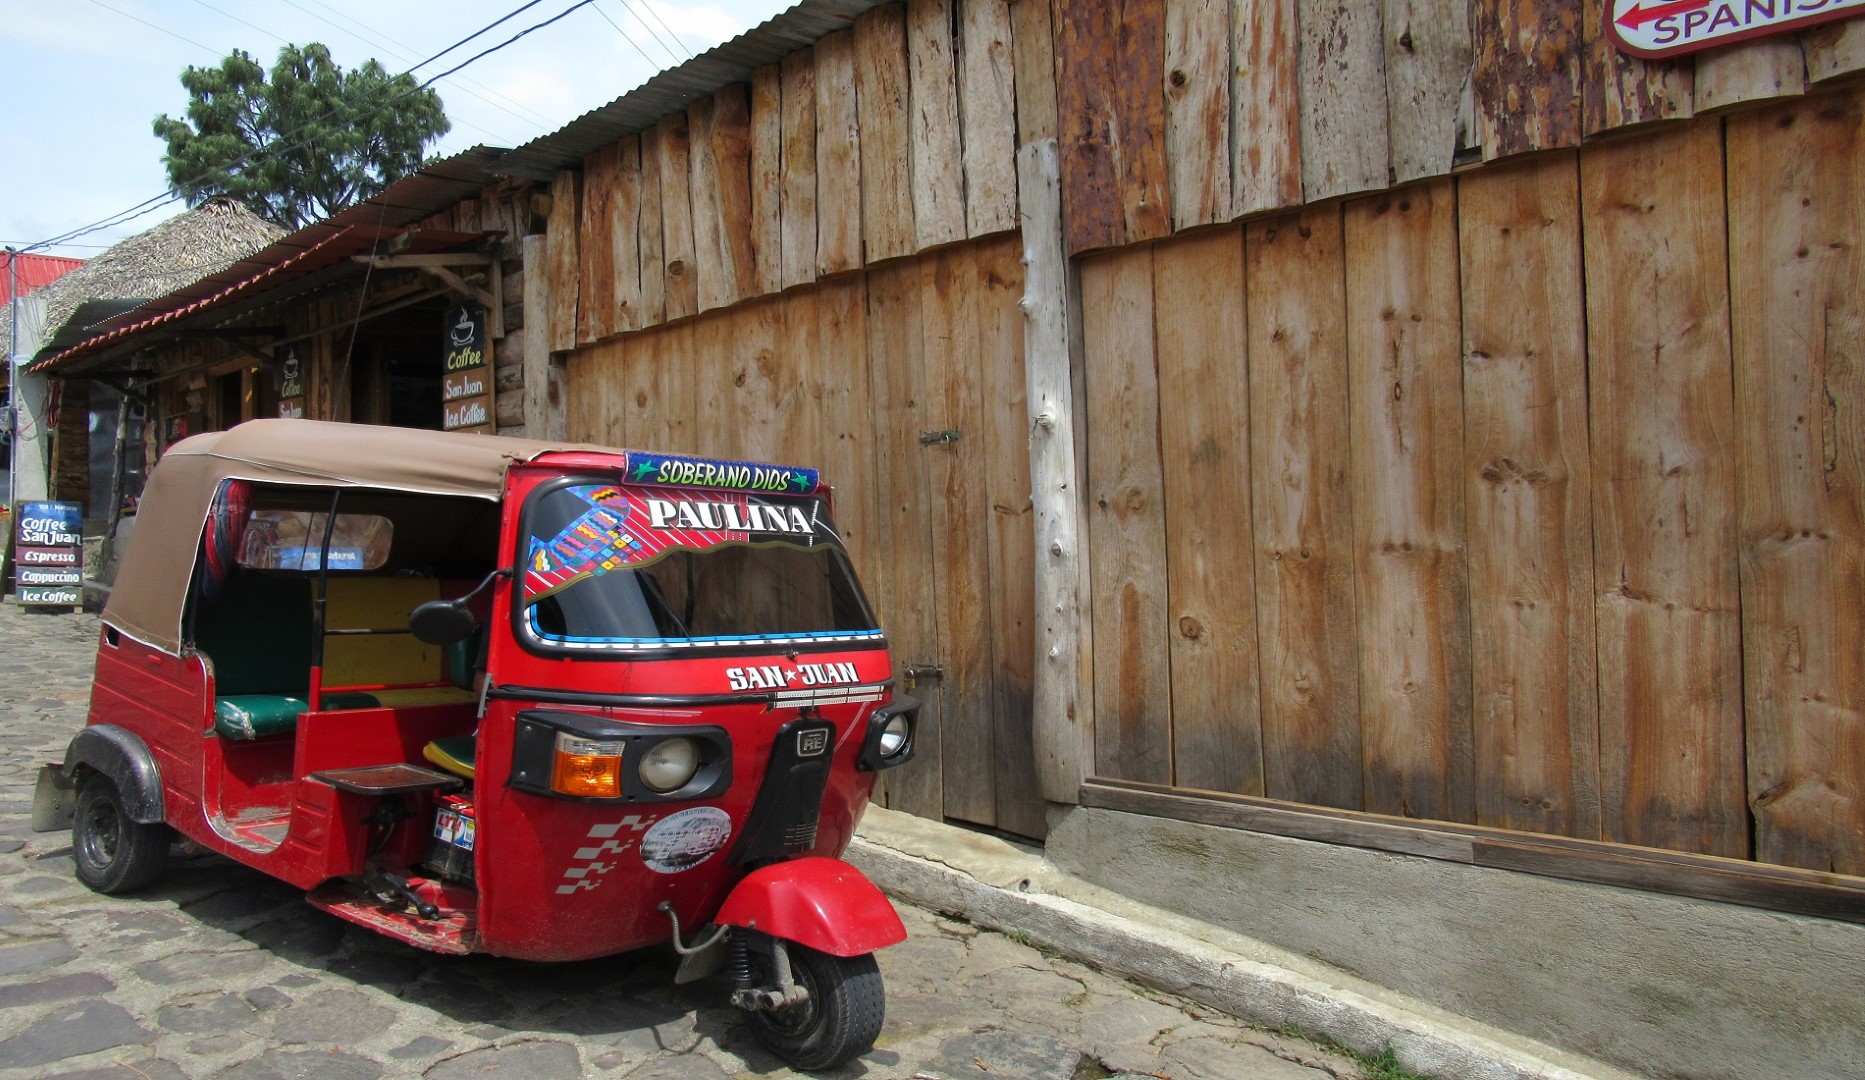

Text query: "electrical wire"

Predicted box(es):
[626, 0, 693, 60]
[27, 0, 580, 257]
[592, 1, 669, 70]
[82, 0, 219, 56]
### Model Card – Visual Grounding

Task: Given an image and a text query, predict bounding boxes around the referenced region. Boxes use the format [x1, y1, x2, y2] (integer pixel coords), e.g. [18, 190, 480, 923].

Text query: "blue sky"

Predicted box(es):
[1, 0, 792, 257]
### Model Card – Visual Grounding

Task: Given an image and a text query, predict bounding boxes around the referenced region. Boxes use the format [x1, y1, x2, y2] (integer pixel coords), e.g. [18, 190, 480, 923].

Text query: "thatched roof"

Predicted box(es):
[1, 199, 282, 356]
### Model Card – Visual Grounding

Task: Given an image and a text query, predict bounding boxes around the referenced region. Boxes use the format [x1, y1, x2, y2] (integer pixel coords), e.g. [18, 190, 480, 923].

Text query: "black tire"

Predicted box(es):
[72, 773, 168, 894]
[747, 944, 885, 1072]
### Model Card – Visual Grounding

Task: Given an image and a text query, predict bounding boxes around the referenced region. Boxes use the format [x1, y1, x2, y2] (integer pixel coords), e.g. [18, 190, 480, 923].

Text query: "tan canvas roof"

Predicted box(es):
[108, 419, 625, 654]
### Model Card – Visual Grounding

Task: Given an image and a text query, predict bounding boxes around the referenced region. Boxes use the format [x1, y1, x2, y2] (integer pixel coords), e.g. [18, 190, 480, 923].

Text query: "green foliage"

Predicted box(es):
[154, 43, 450, 230]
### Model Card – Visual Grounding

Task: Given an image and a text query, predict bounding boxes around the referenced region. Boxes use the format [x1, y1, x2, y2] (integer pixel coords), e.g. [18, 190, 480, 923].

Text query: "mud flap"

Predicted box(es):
[31, 764, 77, 833]
[674, 931, 730, 984]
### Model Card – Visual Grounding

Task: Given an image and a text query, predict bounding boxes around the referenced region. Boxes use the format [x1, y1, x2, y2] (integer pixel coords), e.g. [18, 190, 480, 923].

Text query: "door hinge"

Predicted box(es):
[918, 428, 961, 446]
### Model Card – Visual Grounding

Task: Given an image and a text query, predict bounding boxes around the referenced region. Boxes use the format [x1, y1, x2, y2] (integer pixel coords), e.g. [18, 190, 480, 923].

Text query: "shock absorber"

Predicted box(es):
[729, 927, 752, 992]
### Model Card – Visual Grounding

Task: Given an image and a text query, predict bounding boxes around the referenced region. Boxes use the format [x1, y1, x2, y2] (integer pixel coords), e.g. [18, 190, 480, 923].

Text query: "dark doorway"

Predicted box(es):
[348, 297, 447, 430]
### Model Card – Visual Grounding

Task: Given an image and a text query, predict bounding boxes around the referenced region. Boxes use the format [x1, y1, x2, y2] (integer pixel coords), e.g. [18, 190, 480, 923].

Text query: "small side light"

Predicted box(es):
[551, 733, 624, 798]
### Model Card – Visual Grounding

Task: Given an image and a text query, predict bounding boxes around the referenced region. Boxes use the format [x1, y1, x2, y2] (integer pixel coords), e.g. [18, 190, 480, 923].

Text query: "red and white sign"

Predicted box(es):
[1610, 0, 1865, 58]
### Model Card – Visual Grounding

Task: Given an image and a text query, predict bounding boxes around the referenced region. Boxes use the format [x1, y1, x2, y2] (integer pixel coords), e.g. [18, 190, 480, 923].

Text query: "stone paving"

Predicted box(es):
[0, 601, 1368, 1080]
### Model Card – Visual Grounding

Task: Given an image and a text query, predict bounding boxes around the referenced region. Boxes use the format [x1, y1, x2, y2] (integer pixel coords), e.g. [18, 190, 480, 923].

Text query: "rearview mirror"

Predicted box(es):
[410, 598, 479, 645]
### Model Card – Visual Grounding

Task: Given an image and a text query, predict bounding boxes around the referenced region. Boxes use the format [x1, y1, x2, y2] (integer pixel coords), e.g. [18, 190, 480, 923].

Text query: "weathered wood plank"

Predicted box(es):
[1805, 19, 1865, 82]
[1582, 123, 1746, 858]
[921, 245, 999, 824]
[976, 236, 1044, 837]
[577, 145, 616, 345]
[1246, 207, 1361, 809]
[690, 304, 741, 456]
[1344, 182, 1473, 822]
[688, 97, 728, 313]
[524, 233, 556, 436]
[815, 278, 874, 570]
[712, 84, 759, 307]
[639, 126, 667, 326]
[780, 49, 819, 290]
[1728, 94, 1865, 876]
[1230, 0, 1303, 216]
[1298, 0, 1390, 199]
[855, 4, 916, 263]
[957, 0, 1019, 235]
[908, 0, 967, 249]
[1581, 1, 1692, 137]
[1008, 0, 1060, 145]
[1154, 227, 1262, 795]
[1017, 139, 1094, 805]
[1459, 153, 1600, 840]
[1163, 0, 1231, 228]
[1054, 0, 1172, 253]
[751, 64, 784, 296]
[865, 261, 943, 818]
[610, 135, 643, 334]
[546, 169, 580, 353]
[1082, 246, 1172, 784]
[657, 112, 698, 321]
[1083, 778, 1865, 923]
[1383, 0, 1471, 182]
[636, 323, 698, 455]
[1695, 39, 1808, 113]
[815, 30, 865, 276]
[1472, 0, 1583, 158]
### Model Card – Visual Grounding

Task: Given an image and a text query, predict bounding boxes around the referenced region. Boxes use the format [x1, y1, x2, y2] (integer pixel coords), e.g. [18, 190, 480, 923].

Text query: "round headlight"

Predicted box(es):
[878, 714, 910, 758]
[639, 737, 700, 793]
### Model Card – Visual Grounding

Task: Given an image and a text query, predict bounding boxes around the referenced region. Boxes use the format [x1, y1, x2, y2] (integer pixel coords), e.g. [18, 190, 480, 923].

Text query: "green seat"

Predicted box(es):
[423, 736, 476, 779]
[213, 691, 379, 740]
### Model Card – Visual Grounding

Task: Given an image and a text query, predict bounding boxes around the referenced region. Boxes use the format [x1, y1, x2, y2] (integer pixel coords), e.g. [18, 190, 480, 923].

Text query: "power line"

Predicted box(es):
[592, 1, 668, 70]
[26, 0, 580, 256]
[625, 0, 693, 60]
[275, 0, 559, 131]
[82, 0, 219, 56]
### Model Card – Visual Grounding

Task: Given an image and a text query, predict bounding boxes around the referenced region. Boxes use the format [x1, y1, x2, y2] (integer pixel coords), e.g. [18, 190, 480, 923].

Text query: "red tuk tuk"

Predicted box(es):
[32, 419, 919, 1070]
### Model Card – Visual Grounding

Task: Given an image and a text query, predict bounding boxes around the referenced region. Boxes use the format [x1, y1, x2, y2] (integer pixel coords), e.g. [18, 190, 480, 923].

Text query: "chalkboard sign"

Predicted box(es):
[14, 501, 83, 606]
[277, 347, 305, 419]
[442, 303, 493, 433]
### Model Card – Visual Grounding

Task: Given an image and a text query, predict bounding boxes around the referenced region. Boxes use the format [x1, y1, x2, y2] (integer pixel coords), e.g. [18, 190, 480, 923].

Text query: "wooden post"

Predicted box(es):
[522, 234, 552, 440]
[1017, 138, 1092, 804]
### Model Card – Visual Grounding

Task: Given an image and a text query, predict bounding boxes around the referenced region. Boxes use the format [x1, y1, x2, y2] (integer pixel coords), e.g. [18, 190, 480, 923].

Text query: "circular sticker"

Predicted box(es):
[639, 806, 733, 874]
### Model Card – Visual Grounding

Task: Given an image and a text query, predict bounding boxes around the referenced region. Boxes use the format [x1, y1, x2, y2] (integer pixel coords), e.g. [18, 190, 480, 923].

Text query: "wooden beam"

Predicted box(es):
[349, 253, 494, 268]
[1081, 779, 1865, 924]
[1017, 139, 1092, 805]
[522, 234, 551, 439]
[417, 265, 494, 309]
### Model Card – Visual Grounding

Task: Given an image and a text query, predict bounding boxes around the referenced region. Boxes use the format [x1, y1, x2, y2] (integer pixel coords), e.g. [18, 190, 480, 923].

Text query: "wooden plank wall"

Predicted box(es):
[563, 234, 1047, 839]
[1080, 89, 1865, 874]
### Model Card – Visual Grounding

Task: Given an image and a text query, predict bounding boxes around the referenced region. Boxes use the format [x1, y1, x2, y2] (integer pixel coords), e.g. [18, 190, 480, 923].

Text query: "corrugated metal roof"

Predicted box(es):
[495, 0, 887, 180]
[0, 253, 85, 303]
[34, 225, 487, 374]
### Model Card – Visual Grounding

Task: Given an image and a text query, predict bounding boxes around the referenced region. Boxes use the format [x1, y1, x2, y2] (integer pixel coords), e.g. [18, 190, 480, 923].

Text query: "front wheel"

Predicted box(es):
[72, 773, 168, 894]
[747, 943, 884, 1072]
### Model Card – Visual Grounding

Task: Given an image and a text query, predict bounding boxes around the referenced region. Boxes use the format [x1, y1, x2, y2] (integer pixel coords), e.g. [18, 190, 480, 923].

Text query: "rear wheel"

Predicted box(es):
[747, 943, 884, 1071]
[72, 773, 168, 894]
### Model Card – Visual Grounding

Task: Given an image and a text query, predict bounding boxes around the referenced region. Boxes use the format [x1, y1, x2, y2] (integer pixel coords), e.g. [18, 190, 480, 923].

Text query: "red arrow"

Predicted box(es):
[1616, 0, 1713, 29]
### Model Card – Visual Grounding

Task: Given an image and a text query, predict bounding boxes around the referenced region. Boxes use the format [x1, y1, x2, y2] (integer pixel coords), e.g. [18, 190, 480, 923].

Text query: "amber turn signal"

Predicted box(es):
[550, 734, 624, 798]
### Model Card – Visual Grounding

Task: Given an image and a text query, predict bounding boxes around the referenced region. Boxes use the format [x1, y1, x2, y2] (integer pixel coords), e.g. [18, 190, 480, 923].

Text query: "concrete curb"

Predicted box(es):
[851, 807, 1645, 1080]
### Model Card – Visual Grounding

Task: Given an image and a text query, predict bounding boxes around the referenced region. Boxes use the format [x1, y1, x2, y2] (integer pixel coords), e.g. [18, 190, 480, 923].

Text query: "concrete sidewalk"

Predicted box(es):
[851, 806, 1645, 1080]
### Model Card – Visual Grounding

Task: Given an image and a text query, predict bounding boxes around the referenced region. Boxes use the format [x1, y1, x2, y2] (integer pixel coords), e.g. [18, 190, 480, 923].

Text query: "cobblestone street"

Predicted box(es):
[0, 602, 1365, 1080]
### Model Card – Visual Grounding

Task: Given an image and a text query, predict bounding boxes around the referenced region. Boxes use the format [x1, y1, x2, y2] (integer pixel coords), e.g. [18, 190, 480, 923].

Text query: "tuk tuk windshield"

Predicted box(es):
[517, 479, 879, 652]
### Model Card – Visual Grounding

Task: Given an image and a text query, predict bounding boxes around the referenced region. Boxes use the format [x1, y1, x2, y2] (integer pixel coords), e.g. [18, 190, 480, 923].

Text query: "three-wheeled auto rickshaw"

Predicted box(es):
[33, 419, 919, 1070]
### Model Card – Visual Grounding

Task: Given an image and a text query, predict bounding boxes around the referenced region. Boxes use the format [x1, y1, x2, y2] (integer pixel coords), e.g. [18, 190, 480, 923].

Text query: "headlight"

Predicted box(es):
[639, 737, 700, 793]
[858, 697, 920, 772]
[878, 714, 910, 758]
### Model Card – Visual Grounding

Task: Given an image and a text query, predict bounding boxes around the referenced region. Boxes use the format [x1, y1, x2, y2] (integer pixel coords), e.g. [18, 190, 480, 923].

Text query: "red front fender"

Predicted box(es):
[714, 857, 907, 957]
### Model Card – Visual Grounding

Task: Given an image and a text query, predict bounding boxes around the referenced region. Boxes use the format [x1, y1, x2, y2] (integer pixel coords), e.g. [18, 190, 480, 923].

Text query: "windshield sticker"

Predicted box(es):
[625, 451, 819, 495]
[639, 806, 733, 874]
[525, 484, 833, 603]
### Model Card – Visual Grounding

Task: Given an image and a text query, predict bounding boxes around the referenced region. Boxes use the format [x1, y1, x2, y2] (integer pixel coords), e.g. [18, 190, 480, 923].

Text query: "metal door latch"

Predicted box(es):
[918, 428, 961, 446]
[902, 663, 944, 691]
